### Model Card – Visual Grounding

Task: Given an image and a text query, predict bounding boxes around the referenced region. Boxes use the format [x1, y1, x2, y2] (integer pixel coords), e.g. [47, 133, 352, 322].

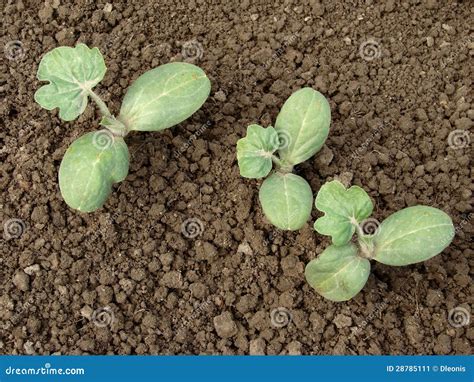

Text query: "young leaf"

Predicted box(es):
[119, 62, 211, 132]
[314, 180, 373, 246]
[275, 88, 331, 166]
[373, 206, 454, 266]
[236, 124, 279, 178]
[34, 44, 106, 121]
[305, 243, 370, 302]
[259, 173, 313, 231]
[59, 130, 129, 212]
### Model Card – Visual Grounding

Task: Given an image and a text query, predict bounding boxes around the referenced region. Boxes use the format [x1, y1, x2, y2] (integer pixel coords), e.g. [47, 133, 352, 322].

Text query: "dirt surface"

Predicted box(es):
[1, 0, 473, 355]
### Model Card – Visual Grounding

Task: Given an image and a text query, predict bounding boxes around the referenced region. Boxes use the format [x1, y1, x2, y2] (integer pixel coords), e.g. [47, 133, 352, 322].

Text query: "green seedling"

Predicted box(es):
[236, 88, 331, 230]
[305, 180, 455, 301]
[34, 44, 210, 212]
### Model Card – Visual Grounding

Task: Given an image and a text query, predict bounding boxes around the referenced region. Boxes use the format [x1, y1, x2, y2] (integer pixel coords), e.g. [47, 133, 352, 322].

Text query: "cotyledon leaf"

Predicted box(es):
[34, 44, 106, 121]
[373, 206, 454, 266]
[314, 180, 373, 246]
[259, 172, 313, 231]
[275, 88, 331, 166]
[305, 243, 370, 302]
[119, 62, 211, 132]
[236, 124, 279, 178]
[59, 130, 129, 212]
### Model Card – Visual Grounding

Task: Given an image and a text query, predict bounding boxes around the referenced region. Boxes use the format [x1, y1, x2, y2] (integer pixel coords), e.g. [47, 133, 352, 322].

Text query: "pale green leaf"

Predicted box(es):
[259, 173, 313, 231]
[236, 124, 279, 178]
[314, 180, 373, 246]
[119, 62, 210, 131]
[305, 243, 370, 302]
[374, 206, 454, 265]
[34, 44, 106, 121]
[275, 88, 331, 166]
[59, 130, 129, 212]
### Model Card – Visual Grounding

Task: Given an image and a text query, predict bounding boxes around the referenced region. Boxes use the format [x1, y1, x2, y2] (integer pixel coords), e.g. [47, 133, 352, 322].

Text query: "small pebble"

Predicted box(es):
[249, 338, 266, 355]
[334, 313, 352, 328]
[160, 271, 183, 289]
[441, 24, 453, 32]
[24, 341, 35, 355]
[24, 264, 40, 275]
[80, 305, 93, 319]
[415, 108, 428, 121]
[13, 271, 30, 291]
[214, 90, 227, 102]
[237, 242, 253, 256]
[287, 341, 302, 355]
[130, 267, 146, 282]
[103, 3, 113, 12]
[159, 253, 174, 266]
[190, 282, 208, 299]
[213, 311, 238, 338]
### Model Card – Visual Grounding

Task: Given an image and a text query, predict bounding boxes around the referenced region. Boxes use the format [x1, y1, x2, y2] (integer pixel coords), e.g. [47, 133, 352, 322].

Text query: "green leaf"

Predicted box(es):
[236, 124, 279, 178]
[34, 44, 106, 121]
[59, 130, 129, 212]
[373, 206, 454, 266]
[275, 88, 331, 166]
[305, 243, 370, 302]
[119, 62, 210, 132]
[259, 173, 313, 231]
[314, 180, 373, 246]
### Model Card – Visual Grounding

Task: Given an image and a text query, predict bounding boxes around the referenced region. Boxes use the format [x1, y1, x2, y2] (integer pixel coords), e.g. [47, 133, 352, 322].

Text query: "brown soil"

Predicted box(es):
[1, 0, 473, 355]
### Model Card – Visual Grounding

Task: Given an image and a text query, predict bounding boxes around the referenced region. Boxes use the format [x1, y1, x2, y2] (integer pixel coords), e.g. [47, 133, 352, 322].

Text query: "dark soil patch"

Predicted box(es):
[1, 0, 472, 355]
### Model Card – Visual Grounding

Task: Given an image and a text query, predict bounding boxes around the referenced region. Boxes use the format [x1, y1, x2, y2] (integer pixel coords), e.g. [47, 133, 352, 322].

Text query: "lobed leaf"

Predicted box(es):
[236, 124, 279, 178]
[314, 180, 373, 246]
[59, 130, 129, 212]
[119, 62, 211, 132]
[275, 88, 331, 166]
[305, 243, 370, 302]
[259, 173, 313, 231]
[34, 44, 106, 121]
[373, 206, 454, 266]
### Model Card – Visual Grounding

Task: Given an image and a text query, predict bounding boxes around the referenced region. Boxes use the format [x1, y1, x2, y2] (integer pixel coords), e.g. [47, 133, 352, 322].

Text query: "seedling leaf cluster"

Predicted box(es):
[35, 44, 210, 212]
[237, 88, 331, 230]
[305, 180, 455, 301]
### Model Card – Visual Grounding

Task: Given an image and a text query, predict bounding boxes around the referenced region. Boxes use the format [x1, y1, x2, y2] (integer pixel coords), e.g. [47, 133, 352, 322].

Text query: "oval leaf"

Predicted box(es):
[314, 180, 373, 246]
[119, 62, 211, 132]
[374, 206, 454, 266]
[236, 124, 279, 178]
[259, 173, 313, 231]
[275, 88, 331, 166]
[305, 243, 370, 302]
[34, 44, 106, 121]
[59, 130, 129, 212]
